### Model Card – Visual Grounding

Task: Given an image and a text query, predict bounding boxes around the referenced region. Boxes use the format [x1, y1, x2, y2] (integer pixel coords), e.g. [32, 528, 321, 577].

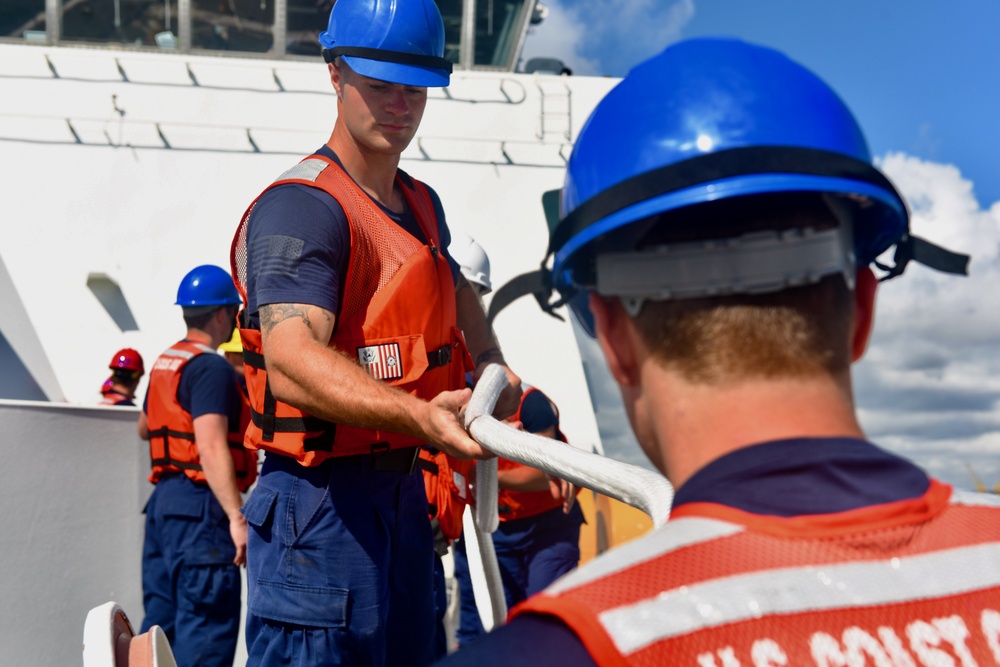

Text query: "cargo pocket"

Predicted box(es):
[243, 485, 349, 627]
[242, 486, 277, 539]
[159, 491, 235, 564]
[160, 494, 203, 521]
[250, 580, 348, 628]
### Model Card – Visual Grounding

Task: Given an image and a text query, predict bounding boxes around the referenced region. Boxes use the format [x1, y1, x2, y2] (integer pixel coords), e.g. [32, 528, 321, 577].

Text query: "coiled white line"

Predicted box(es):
[466, 364, 673, 530]
[462, 364, 674, 627]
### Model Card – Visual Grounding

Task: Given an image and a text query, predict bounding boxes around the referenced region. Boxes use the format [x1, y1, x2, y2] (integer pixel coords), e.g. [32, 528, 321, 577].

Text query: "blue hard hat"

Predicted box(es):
[483, 38, 968, 337]
[175, 265, 241, 307]
[552, 37, 909, 295]
[318, 0, 452, 87]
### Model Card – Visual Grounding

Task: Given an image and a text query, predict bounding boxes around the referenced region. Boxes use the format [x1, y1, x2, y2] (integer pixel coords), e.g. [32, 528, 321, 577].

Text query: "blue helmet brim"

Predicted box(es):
[554, 173, 909, 290]
[342, 55, 450, 88]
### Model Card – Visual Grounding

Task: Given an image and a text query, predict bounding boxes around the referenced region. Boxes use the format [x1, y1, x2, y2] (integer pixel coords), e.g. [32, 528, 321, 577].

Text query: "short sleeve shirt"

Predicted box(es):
[244, 146, 459, 323]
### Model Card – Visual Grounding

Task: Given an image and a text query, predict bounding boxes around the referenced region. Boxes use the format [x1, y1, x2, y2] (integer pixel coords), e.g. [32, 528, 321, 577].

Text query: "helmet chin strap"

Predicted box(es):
[875, 234, 970, 281]
[486, 197, 970, 333]
[485, 268, 565, 331]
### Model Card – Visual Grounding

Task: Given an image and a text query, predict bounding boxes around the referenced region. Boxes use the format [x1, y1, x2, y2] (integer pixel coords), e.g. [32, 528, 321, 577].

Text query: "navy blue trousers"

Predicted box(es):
[243, 452, 435, 667]
[141, 474, 241, 667]
[432, 552, 449, 659]
[494, 504, 583, 605]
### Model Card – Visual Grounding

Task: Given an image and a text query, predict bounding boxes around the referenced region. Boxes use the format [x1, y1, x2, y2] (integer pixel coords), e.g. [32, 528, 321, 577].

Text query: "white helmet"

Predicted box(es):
[450, 232, 492, 295]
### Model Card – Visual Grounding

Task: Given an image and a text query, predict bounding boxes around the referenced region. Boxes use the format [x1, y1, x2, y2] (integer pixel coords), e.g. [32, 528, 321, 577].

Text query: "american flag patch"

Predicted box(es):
[357, 343, 404, 381]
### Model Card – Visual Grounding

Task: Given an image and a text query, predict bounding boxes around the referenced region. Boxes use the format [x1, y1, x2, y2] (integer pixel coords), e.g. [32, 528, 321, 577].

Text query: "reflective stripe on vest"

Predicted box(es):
[277, 157, 327, 183]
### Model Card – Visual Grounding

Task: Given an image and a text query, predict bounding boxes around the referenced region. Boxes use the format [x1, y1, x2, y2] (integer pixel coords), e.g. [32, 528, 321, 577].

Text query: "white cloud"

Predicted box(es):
[521, 0, 695, 77]
[519, 2, 600, 76]
[857, 153, 1000, 489]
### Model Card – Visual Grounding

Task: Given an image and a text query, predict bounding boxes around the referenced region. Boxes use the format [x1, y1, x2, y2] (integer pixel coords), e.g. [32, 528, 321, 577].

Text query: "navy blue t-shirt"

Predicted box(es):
[436, 438, 931, 667]
[245, 146, 459, 321]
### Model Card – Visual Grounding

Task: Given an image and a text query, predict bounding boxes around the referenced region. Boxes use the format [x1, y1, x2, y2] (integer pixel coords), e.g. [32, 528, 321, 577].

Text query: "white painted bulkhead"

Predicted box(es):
[0, 402, 149, 666]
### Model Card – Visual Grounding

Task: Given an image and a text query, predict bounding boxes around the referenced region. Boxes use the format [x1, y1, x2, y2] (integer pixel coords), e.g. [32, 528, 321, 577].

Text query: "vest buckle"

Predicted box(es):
[427, 345, 452, 369]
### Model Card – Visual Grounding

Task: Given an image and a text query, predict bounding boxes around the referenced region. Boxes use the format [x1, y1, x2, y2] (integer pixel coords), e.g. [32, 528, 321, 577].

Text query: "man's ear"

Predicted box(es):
[329, 61, 344, 100]
[212, 306, 227, 329]
[851, 267, 878, 362]
[589, 293, 639, 388]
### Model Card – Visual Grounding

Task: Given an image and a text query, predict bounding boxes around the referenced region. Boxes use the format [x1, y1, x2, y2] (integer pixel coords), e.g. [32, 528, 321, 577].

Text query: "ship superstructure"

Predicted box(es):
[0, 5, 644, 664]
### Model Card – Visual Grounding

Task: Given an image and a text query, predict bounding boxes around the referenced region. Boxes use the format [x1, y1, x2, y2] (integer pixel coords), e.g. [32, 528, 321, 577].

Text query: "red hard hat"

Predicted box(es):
[109, 348, 144, 374]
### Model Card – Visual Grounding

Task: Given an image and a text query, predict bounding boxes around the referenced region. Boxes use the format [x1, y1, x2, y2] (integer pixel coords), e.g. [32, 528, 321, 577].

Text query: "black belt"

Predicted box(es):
[313, 445, 419, 474]
[357, 443, 419, 474]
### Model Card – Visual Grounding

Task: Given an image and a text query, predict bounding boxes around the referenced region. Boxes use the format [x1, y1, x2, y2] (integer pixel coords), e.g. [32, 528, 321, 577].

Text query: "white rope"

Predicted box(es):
[460, 504, 506, 630]
[465, 364, 674, 528]
[460, 364, 674, 630]
[475, 457, 499, 534]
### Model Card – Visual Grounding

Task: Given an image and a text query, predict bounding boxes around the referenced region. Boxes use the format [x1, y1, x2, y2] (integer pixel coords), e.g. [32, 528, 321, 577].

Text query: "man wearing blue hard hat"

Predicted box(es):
[137, 264, 257, 667]
[230, 0, 521, 665]
[442, 38, 998, 666]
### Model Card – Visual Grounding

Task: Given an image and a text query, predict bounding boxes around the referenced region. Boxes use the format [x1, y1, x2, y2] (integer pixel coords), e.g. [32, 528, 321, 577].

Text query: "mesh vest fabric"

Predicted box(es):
[512, 483, 1000, 667]
[231, 155, 471, 466]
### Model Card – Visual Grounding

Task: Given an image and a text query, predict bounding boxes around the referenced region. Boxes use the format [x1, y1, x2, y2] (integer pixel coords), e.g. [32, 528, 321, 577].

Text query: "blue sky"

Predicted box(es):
[521, 1, 1000, 490]
[522, 0, 1000, 208]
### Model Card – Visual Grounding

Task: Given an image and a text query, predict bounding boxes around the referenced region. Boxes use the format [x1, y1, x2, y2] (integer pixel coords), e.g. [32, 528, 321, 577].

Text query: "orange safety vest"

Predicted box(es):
[419, 447, 474, 542]
[230, 381, 256, 479]
[146, 340, 258, 492]
[231, 154, 471, 466]
[513, 482, 1000, 666]
[497, 387, 570, 521]
[100, 390, 133, 406]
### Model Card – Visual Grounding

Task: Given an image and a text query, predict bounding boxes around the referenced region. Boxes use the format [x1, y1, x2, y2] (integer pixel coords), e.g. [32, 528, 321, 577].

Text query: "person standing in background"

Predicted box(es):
[448, 235, 580, 648]
[100, 348, 144, 406]
[137, 264, 257, 667]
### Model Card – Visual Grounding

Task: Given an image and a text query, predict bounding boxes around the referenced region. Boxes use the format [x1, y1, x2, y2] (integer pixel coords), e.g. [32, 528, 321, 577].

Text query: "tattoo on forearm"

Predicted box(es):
[476, 347, 504, 366]
[260, 304, 324, 336]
